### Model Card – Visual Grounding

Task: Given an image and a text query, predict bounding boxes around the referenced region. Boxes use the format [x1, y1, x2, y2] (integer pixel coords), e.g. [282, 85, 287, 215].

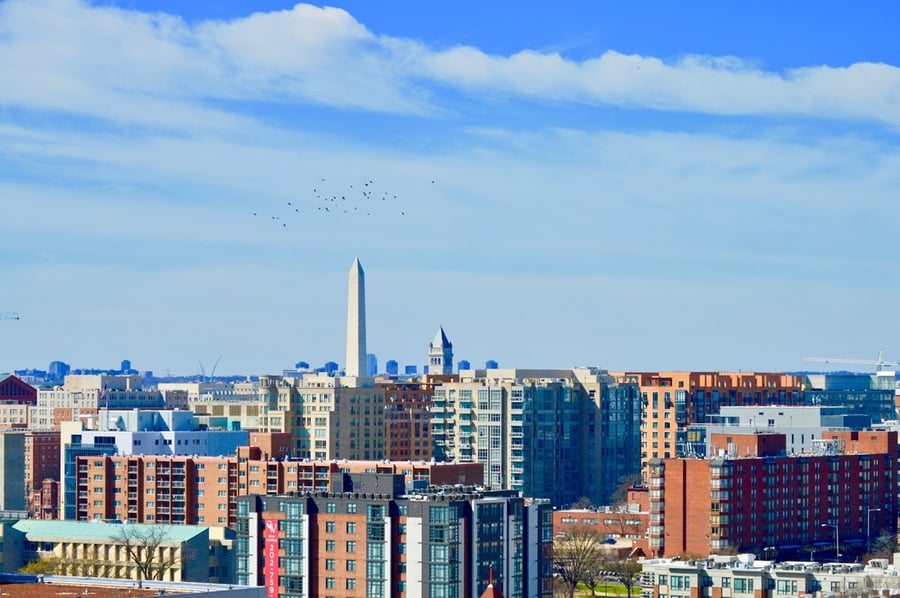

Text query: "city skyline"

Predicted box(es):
[2, 1, 900, 375]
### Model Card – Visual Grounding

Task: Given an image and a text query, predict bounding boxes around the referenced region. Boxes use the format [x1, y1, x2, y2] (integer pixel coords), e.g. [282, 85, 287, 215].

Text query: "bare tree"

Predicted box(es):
[610, 473, 643, 506]
[111, 525, 182, 581]
[554, 524, 607, 598]
[606, 557, 643, 596]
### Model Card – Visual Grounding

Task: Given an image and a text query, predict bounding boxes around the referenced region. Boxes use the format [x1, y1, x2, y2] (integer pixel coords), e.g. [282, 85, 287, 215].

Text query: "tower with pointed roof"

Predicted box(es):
[428, 327, 453, 375]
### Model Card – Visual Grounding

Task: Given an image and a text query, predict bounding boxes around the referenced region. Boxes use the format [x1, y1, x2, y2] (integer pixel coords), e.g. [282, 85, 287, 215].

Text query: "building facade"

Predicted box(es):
[431, 368, 641, 507]
[234, 473, 554, 598]
[613, 371, 804, 476]
[647, 430, 897, 559]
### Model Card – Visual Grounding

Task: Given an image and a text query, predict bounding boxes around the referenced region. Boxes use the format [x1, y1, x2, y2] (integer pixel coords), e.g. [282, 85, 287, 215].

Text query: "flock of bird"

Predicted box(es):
[252, 177, 435, 227]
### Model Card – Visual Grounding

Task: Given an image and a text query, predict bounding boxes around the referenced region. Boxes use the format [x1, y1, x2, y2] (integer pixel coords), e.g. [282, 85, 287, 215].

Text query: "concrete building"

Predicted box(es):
[431, 367, 641, 507]
[251, 373, 386, 461]
[4, 519, 234, 583]
[235, 472, 554, 598]
[685, 405, 872, 457]
[31, 375, 167, 431]
[647, 430, 897, 559]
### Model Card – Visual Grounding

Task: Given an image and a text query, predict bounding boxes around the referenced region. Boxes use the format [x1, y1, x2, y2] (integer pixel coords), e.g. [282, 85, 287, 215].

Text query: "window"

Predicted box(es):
[346, 579, 356, 590]
[346, 522, 356, 534]
[346, 541, 356, 553]
[326, 502, 336, 513]
[326, 540, 335, 552]
[325, 559, 335, 570]
[347, 503, 357, 514]
[734, 578, 753, 593]
[326, 521, 336, 533]
[346, 560, 356, 571]
[325, 578, 335, 589]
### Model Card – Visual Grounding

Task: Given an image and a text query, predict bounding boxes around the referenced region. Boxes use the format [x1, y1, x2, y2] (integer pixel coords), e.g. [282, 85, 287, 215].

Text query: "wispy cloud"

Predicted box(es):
[1, 0, 899, 128]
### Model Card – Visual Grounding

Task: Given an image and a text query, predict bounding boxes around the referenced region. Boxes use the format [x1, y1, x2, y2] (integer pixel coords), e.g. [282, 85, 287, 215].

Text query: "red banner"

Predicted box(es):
[264, 519, 279, 598]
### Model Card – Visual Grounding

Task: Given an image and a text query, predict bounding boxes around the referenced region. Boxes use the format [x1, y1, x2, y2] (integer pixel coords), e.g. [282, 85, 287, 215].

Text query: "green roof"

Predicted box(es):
[12, 520, 208, 543]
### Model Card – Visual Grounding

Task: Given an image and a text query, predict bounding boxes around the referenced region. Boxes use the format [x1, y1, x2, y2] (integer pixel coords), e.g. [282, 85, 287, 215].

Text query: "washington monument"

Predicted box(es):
[345, 257, 367, 377]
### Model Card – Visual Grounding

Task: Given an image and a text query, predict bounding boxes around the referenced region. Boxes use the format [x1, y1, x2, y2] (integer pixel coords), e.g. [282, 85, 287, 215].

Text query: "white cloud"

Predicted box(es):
[1, 0, 899, 128]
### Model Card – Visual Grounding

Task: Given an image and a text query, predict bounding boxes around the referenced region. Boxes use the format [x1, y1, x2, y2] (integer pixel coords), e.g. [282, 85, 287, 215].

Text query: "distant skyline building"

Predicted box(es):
[485, 359, 498, 369]
[367, 353, 378, 376]
[345, 257, 367, 377]
[458, 359, 471, 371]
[48, 360, 70, 379]
[405, 364, 417, 375]
[428, 327, 453, 375]
[385, 359, 399, 376]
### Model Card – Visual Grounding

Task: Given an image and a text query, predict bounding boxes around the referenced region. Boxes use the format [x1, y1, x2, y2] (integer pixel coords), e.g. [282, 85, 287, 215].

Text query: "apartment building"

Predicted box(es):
[431, 367, 641, 507]
[61, 409, 249, 519]
[235, 472, 555, 598]
[647, 430, 897, 559]
[614, 371, 804, 474]
[73, 439, 483, 527]
[641, 554, 900, 598]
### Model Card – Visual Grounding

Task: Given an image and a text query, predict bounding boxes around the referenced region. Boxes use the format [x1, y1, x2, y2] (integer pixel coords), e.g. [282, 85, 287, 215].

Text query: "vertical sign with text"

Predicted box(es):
[264, 519, 279, 598]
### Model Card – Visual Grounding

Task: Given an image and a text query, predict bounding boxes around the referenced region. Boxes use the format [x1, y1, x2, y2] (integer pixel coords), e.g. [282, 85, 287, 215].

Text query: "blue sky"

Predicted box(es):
[2, 0, 899, 376]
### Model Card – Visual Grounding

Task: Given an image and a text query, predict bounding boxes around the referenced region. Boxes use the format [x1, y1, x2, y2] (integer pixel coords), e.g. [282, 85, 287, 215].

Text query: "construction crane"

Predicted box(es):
[0, 312, 20, 321]
[803, 351, 899, 371]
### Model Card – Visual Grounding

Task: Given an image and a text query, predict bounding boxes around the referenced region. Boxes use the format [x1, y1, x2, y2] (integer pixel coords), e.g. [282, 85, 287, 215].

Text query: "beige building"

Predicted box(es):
[6, 519, 234, 582]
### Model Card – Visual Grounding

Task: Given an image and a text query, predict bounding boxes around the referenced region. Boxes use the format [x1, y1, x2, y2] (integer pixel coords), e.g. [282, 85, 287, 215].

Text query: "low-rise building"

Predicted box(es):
[2, 520, 235, 583]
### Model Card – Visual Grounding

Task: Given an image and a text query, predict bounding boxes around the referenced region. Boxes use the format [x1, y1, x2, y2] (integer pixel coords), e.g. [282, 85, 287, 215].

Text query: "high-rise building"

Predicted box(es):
[367, 353, 378, 376]
[431, 367, 641, 507]
[647, 429, 897, 559]
[428, 327, 454, 375]
[345, 258, 367, 377]
[235, 473, 555, 598]
[612, 371, 804, 475]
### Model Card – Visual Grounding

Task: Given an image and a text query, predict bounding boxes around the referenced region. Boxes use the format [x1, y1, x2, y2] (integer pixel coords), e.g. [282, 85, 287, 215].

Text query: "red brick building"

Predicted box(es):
[648, 430, 897, 559]
[379, 374, 455, 461]
[0, 374, 36, 405]
[74, 434, 483, 527]
[553, 486, 651, 557]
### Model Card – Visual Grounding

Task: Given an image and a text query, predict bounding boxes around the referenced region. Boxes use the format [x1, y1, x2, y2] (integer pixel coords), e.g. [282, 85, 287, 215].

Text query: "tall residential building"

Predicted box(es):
[253, 373, 386, 460]
[613, 371, 804, 475]
[647, 430, 897, 558]
[73, 444, 483, 527]
[378, 376, 449, 461]
[235, 473, 555, 598]
[431, 367, 641, 507]
[60, 409, 249, 519]
[346, 257, 367, 377]
[428, 327, 454, 375]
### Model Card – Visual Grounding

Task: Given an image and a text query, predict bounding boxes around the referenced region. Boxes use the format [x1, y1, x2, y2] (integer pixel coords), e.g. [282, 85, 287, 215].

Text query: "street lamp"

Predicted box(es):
[867, 508, 881, 553]
[822, 524, 839, 562]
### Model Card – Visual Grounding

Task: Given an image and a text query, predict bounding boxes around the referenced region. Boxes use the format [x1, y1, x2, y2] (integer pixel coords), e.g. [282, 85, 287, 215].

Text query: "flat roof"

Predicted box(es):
[11, 521, 208, 543]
